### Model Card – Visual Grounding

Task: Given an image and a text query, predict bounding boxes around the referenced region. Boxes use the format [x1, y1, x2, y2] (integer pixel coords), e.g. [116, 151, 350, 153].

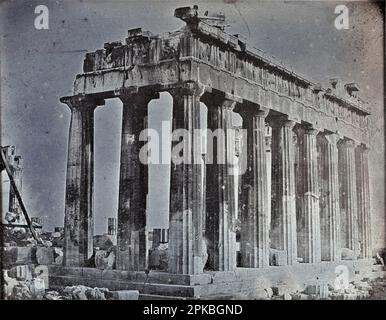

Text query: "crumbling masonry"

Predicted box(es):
[60, 7, 372, 278]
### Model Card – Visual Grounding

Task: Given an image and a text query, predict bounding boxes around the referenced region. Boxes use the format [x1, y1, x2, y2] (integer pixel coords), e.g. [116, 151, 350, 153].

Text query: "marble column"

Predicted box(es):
[235, 103, 269, 268]
[168, 84, 205, 274]
[356, 145, 371, 258]
[270, 118, 297, 265]
[61, 95, 102, 267]
[116, 92, 156, 271]
[319, 133, 341, 261]
[338, 139, 359, 257]
[297, 127, 321, 263]
[203, 93, 236, 271]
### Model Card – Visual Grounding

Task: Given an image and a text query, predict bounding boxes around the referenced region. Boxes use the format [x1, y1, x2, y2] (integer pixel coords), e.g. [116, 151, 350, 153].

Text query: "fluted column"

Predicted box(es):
[61, 94, 102, 267]
[116, 91, 156, 271]
[297, 127, 321, 263]
[203, 93, 236, 271]
[235, 104, 269, 268]
[168, 84, 205, 274]
[338, 139, 359, 257]
[270, 118, 297, 265]
[356, 145, 371, 258]
[319, 133, 341, 261]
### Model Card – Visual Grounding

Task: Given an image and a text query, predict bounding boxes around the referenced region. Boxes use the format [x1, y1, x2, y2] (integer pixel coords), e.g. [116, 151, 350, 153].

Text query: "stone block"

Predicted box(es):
[269, 249, 287, 266]
[8, 265, 33, 281]
[63, 285, 88, 300]
[275, 269, 303, 292]
[3, 247, 36, 267]
[283, 293, 292, 300]
[95, 250, 115, 270]
[343, 293, 357, 300]
[82, 268, 103, 279]
[93, 235, 114, 250]
[272, 285, 293, 296]
[85, 287, 108, 300]
[31, 277, 46, 298]
[304, 283, 329, 298]
[265, 287, 273, 298]
[36, 247, 54, 265]
[210, 271, 236, 284]
[190, 274, 212, 285]
[61, 266, 83, 277]
[3, 270, 19, 299]
[35, 265, 49, 289]
[341, 248, 358, 260]
[101, 269, 124, 281]
[108, 290, 139, 300]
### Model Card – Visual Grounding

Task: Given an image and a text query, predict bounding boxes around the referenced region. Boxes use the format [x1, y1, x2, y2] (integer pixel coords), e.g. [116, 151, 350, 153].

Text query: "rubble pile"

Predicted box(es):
[3, 222, 64, 252]
[231, 267, 385, 300]
[277, 279, 379, 300]
[94, 248, 116, 270]
[3, 266, 47, 300]
[367, 277, 386, 300]
[2, 220, 65, 300]
[3, 271, 140, 300]
[57, 286, 139, 300]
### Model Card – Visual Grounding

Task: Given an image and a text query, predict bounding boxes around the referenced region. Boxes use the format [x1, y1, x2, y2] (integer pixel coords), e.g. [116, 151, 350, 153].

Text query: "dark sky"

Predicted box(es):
[1, 1, 384, 244]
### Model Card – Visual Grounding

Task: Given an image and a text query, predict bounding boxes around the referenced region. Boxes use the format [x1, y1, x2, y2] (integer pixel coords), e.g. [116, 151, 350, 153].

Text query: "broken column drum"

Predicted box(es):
[60, 6, 372, 273]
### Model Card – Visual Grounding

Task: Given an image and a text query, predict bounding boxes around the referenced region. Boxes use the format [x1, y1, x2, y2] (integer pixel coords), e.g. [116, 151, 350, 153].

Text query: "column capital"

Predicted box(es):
[60, 94, 104, 110]
[344, 138, 359, 149]
[269, 115, 297, 130]
[117, 87, 159, 104]
[360, 144, 370, 154]
[324, 133, 340, 146]
[304, 127, 319, 136]
[168, 82, 207, 98]
[234, 101, 269, 119]
[201, 90, 236, 111]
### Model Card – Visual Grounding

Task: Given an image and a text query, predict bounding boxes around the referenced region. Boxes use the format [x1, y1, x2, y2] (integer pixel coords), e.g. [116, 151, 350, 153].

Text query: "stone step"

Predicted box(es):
[47, 266, 212, 286]
[49, 274, 264, 299]
[139, 294, 189, 300]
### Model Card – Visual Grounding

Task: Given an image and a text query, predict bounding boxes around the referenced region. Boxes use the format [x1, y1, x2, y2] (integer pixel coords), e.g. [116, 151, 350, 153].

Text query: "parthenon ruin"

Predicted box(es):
[58, 6, 373, 295]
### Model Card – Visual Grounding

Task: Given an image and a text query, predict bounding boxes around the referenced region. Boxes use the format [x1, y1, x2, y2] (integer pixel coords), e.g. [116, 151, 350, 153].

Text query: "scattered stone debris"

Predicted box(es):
[93, 235, 114, 251]
[61, 286, 139, 300]
[148, 243, 169, 271]
[376, 252, 385, 268]
[53, 247, 63, 265]
[62, 285, 109, 300]
[12, 283, 32, 300]
[44, 290, 62, 300]
[341, 247, 360, 260]
[229, 265, 386, 300]
[94, 248, 116, 270]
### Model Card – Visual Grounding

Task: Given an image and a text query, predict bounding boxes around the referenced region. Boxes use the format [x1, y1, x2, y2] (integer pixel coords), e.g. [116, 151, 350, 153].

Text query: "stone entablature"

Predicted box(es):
[74, 7, 369, 145]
